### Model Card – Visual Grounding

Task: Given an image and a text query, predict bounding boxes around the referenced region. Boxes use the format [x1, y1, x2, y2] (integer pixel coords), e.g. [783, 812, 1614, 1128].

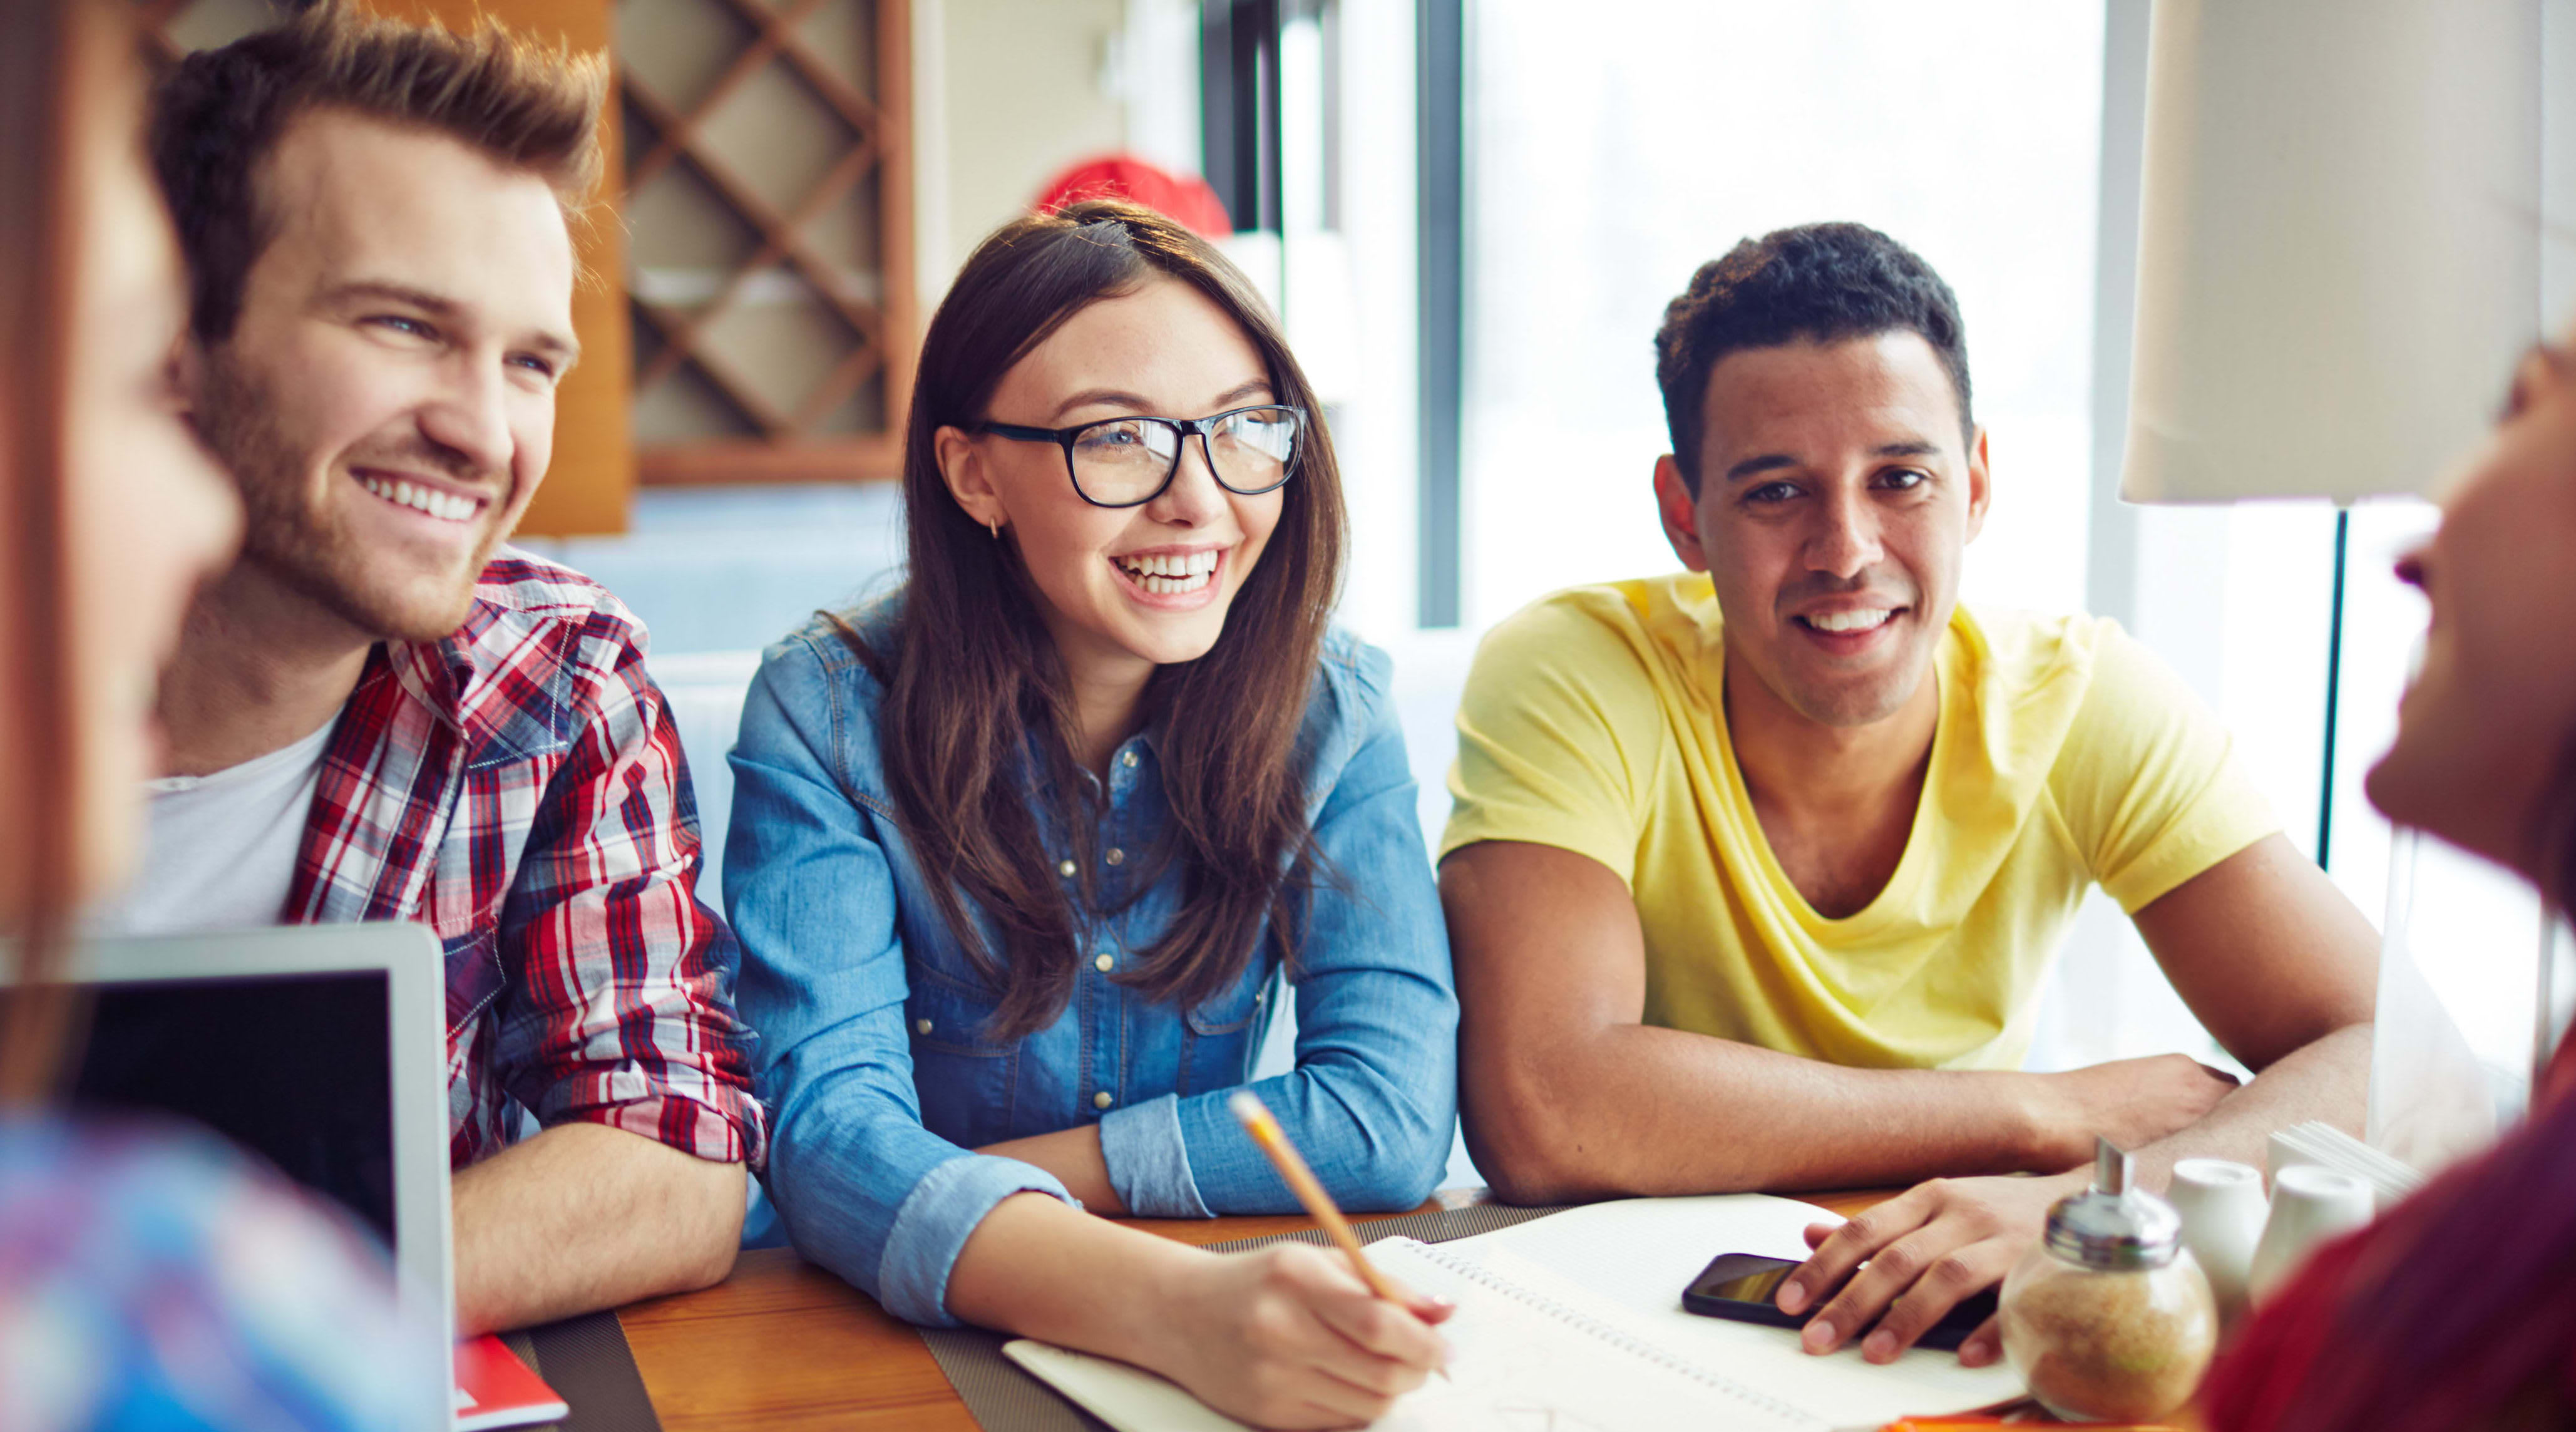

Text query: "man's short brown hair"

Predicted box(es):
[148, 0, 604, 343]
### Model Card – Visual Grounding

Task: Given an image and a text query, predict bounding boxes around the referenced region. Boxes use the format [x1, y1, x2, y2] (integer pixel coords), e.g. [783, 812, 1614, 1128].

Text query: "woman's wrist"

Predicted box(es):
[1097, 1235, 1218, 1368]
[953, 1197, 1216, 1371]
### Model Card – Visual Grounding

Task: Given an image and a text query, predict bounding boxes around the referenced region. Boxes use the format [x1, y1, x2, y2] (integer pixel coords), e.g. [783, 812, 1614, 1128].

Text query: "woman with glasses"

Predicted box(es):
[724, 200, 1458, 1428]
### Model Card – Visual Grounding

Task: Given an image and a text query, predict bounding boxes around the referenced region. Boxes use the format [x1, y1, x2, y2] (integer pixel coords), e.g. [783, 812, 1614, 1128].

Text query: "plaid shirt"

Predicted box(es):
[284, 550, 764, 1172]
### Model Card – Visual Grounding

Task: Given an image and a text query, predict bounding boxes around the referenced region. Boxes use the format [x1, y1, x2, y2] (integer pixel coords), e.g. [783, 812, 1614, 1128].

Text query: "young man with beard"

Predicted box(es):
[96, 4, 762, 1332]
[1441, 224, 2379, 1366]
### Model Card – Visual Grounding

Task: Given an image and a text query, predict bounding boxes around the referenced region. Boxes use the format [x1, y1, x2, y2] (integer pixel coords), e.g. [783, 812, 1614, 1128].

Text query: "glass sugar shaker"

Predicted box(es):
[1999, 1138, 2219, 1423]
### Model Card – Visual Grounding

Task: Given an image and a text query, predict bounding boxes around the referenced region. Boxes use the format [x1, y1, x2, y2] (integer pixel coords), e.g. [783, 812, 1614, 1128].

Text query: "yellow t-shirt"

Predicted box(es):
[1440, 574, 2278, 1071]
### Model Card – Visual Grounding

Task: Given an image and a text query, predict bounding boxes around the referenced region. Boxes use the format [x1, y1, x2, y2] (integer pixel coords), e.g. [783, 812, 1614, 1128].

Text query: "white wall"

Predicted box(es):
[916, 0, 1131, 289]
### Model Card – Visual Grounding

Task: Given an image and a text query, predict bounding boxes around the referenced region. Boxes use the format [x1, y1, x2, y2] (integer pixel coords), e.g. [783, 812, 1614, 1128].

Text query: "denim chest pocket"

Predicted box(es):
[905, 966, 1019, 1144]
[1178, 964, 1274, 1096]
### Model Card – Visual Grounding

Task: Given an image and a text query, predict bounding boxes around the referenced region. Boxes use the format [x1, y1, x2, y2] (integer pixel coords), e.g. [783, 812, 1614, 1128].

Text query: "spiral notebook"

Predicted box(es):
[1003, 1194, 2024, 1432]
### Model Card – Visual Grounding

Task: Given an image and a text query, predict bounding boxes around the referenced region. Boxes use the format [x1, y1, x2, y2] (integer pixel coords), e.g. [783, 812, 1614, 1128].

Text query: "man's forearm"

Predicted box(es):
[2128, 1021, 2373, 1188]
[1469, 1024, 2064, 1202]
[1447, 841, 2247, 1205]
[451, 1121, 748, 1334]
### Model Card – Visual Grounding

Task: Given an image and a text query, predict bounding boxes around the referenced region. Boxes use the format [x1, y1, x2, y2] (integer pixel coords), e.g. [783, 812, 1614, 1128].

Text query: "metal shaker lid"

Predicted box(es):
[2043, 1138, 2183, 1271]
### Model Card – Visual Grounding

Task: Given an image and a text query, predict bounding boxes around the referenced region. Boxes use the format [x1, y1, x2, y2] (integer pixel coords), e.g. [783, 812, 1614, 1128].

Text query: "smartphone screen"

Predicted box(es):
[1682, 1252, 1998, 1351]
[1694, 1253, 1800, 1306]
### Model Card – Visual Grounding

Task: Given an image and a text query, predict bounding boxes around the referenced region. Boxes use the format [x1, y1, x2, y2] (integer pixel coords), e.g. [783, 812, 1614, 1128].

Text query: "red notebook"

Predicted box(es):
[452, 1334, 569, 1431]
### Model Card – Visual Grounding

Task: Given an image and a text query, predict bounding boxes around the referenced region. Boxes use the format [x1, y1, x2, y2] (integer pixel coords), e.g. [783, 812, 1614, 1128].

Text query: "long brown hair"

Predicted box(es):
[852, 199, 1347, 1041]
[0, 0, 102, 1105]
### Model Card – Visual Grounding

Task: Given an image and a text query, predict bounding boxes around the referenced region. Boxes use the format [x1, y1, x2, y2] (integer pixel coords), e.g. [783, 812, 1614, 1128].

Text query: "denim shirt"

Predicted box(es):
[724, 605, 1459, 1327]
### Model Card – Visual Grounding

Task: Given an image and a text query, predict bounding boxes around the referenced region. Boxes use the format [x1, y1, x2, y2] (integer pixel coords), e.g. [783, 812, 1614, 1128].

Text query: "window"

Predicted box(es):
[1461, 0, 2106, 630]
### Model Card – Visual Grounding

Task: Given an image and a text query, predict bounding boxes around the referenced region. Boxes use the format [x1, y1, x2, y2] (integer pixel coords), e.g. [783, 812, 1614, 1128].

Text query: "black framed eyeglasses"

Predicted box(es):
[974, 404, 1306, 508]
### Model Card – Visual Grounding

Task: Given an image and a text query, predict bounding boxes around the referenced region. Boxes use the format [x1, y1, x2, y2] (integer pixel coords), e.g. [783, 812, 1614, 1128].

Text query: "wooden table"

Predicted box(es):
[615, 1187, 1898, 1431]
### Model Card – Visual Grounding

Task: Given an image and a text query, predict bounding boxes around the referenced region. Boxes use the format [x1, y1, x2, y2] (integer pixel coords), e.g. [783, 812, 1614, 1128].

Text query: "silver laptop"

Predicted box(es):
[14, 923, 452, 1404]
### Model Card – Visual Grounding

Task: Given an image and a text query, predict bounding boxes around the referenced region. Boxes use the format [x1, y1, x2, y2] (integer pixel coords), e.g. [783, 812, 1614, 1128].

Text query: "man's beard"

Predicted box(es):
[194, 351, 506, 643]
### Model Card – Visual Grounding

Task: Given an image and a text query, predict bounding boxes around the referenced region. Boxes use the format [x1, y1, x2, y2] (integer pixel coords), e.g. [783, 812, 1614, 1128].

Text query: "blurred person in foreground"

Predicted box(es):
[2198, 336, 2576, 1431]
[95, 3, 764, 1333]
[1440, 222, 2381, 1364]
[0, 2, 429, 1426]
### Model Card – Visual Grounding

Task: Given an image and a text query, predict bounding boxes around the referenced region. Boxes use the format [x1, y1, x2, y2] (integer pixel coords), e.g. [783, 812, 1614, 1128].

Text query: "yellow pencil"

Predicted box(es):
[1228, 1090, 1450, 1380]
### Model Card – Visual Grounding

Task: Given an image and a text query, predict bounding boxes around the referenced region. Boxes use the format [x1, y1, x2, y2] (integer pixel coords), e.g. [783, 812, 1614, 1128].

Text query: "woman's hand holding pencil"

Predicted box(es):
[1216, 1095, 1458, 1403]
[974, 1092, 1450, 1429]
[1152, 1234, 1458, 1428]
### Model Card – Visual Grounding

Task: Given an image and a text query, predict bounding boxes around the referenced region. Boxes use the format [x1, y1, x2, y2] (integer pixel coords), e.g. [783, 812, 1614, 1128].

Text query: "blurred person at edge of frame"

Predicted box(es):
[0, 3, 434, 1428]
[2198, 332, 2576, 1432]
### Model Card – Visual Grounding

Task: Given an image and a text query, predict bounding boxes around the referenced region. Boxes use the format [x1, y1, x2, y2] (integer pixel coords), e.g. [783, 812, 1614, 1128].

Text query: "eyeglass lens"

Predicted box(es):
[1069, 408, 1300, 505]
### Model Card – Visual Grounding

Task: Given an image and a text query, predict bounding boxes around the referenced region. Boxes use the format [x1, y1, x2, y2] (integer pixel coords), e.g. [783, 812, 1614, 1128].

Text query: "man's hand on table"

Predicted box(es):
[1777, 1170, 2084, 1368]
[2029, 1054, 2243, 1170]
[1775, 1051, 2240, 1368]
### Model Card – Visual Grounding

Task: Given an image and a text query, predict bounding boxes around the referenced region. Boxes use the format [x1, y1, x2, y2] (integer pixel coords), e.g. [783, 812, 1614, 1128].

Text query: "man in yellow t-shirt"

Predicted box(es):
[1440, 222, 2377, 1368]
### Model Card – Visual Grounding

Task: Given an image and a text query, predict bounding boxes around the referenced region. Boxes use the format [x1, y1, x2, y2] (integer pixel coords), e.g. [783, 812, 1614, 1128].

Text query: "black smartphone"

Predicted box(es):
[1681, 1253, 1999, 1352]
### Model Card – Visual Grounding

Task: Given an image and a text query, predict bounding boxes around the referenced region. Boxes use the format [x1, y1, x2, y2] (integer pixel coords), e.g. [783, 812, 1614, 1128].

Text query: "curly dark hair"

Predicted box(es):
[1654, 222, 1972, 493]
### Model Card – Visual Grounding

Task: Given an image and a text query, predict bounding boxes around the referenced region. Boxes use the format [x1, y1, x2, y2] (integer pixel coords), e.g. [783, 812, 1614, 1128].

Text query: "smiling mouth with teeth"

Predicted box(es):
[1799, 608, 1899, 634]
[356, 471, 483, 524]
[1113, 549, 1222, 595]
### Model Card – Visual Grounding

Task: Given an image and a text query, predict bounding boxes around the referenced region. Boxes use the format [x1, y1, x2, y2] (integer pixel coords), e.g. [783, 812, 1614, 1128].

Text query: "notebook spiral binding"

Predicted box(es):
[1407, 1240, 1825, 1430]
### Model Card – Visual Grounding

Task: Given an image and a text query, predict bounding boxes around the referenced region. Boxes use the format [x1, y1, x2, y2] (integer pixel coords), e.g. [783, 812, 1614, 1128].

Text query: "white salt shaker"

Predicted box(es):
[2247, 1165, 2374, 1305]
[2167, 1158, 2267, 1327]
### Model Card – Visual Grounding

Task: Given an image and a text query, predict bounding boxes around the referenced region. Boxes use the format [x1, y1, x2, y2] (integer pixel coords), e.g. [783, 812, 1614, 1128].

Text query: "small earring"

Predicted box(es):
[987, 518, 1000, 540]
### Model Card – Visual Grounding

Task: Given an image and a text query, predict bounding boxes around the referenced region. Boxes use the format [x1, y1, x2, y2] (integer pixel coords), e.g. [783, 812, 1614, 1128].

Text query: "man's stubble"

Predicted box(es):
[192, 348, 507, 644]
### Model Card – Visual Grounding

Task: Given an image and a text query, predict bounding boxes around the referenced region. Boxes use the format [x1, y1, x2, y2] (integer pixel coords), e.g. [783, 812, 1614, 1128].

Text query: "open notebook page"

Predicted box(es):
[1007, 1235, 1812, 1431]
[1004, 1194, 2023, 1432]
[1454, 1194, 2024, 1423]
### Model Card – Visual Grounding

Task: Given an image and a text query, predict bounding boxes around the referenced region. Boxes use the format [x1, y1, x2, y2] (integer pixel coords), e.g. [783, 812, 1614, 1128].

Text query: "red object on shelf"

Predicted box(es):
[1034, 155, 1234, 237]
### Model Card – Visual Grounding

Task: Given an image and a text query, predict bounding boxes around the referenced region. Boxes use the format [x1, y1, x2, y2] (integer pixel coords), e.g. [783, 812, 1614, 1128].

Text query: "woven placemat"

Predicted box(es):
[921, 1203, 1569, 1432]
[501, 1308, 664, 1432]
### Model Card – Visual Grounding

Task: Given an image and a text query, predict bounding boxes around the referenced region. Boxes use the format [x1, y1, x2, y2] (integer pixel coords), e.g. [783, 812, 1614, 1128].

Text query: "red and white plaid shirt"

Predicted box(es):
[284, 551, 764, 1172]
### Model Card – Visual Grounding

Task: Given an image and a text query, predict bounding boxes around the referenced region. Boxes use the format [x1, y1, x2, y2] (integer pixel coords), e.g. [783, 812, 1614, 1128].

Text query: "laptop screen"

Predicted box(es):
[70, 970, 399, 1248]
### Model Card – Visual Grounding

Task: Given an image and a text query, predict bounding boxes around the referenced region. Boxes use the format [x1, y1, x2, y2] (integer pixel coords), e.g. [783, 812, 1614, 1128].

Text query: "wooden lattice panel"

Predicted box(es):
[618, 0, 914, 483]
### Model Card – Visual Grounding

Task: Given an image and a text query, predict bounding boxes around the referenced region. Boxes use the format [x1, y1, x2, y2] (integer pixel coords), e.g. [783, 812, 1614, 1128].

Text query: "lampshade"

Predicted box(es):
[2121, 0, 2540, 504]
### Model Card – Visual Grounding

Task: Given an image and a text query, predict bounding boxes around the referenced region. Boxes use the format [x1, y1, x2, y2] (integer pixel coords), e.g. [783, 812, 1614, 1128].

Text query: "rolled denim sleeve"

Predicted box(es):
[1111, 644, 1460, 1215]
[724, 635, 1073, 1327]
[1099, 1094, 1212, 1218]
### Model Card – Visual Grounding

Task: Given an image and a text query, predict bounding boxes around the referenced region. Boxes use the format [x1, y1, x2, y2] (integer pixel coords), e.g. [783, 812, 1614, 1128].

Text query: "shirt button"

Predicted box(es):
[915, 1018, 933, 1036]
[1057, 858, 1077, 877]
[1093, 1091, 1114, 1110]
[1105, 847, 1124, 866]
[1094, 953, 1114, 973]
[1120, 750, 1138, 768]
